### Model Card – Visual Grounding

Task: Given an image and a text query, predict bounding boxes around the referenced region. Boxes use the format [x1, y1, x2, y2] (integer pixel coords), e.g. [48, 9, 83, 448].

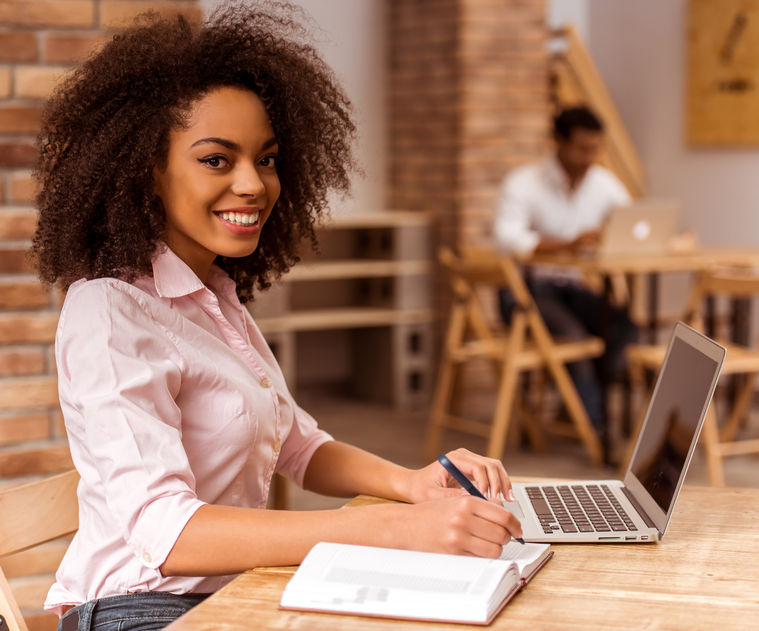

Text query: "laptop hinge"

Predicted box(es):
[621, 486, 657, 529]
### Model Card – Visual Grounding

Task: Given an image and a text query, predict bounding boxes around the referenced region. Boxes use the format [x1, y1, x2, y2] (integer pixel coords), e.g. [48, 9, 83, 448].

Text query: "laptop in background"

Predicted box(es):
[504, 322, 725, 543]
[596, 200, 681, 258]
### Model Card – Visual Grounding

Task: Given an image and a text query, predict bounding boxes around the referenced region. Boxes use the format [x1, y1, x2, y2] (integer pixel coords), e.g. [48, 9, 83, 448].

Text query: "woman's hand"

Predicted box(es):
[394, 492, 523, 558]
[403, 448, 515, 506]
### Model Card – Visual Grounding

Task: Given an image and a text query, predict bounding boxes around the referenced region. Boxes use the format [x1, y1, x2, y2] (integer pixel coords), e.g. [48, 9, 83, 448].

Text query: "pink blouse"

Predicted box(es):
[45, 246, 332, 614]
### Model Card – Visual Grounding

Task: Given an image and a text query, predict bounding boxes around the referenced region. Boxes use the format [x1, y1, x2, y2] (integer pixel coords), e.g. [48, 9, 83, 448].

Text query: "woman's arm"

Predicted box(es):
[160, 493, 520, 576]
[160, 444, 522, 577]
[302, 441, 514, 504]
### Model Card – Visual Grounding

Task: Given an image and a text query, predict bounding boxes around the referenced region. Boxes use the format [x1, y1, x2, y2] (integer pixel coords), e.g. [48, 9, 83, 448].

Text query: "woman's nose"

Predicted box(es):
[231, 163, 266, 198]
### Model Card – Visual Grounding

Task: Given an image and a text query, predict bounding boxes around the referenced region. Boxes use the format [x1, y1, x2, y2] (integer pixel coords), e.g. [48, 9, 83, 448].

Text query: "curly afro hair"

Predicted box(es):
[32, 1, 356, 302]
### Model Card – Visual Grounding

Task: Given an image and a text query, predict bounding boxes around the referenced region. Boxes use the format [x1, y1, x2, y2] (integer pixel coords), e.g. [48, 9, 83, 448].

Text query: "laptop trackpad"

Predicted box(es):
[502, 498, 525, 520]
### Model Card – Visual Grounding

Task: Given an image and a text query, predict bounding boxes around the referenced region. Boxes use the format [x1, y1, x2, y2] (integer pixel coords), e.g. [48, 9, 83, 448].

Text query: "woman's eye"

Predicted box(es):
[199, 155, 229, 169]
[259, 154, 277, 169]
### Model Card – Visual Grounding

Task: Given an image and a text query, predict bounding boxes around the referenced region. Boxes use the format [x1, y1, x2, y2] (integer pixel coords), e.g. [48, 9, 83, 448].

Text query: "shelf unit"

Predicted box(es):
[248, 211, 434, 409]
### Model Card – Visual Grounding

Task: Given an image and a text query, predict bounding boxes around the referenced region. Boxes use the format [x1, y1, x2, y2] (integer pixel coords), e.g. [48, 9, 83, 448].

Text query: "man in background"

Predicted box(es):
[493, 105, 638, 439]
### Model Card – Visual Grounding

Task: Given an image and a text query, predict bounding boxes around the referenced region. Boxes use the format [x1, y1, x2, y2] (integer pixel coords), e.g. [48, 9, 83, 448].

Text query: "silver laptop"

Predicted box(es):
[505, 322, 725, 543]
[597, 200, 681, 258]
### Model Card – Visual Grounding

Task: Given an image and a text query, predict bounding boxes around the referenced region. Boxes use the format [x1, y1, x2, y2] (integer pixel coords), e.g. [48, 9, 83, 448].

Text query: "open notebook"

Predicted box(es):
[280, 540, 552, 625]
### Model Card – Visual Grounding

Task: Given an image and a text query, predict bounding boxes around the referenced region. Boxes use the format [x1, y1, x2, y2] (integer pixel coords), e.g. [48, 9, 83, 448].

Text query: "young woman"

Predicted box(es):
[34, 4, 522, 629]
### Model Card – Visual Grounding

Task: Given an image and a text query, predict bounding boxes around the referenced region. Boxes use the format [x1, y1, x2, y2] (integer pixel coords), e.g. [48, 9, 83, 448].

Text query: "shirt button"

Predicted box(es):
[273, 439, 281, 453]
[142, 551, 152, 563]
[261, 377, 271, 388]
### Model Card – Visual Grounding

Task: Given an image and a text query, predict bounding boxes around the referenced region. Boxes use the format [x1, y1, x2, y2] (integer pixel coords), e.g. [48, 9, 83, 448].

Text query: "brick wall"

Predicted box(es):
[387, 0, 550, 418]
[388, 0, 550, 250]
[0, 2, 200, 629]
[0, 0, 200, 472]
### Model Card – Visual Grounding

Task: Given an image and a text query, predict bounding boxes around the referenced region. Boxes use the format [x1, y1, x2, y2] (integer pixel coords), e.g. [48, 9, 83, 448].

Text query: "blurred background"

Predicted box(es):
[2, 1, 759, 627]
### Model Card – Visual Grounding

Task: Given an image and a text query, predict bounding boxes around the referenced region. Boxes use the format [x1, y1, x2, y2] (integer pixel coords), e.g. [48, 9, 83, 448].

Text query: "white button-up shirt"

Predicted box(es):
[494, 156, 631, 255]
[45, 246, 332, 614]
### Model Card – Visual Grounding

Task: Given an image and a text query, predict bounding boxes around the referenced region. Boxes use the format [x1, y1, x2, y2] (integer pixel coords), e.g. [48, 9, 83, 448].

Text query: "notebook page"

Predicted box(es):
[499, 541, 551, 577]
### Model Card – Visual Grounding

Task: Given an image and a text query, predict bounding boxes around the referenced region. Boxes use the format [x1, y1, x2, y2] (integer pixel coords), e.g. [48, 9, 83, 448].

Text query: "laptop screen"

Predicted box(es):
[628, 333, 722, 513]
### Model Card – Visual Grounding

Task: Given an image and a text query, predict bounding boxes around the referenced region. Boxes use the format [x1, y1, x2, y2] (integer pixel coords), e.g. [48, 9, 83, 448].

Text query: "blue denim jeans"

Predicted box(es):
[57, 592, 210, 631]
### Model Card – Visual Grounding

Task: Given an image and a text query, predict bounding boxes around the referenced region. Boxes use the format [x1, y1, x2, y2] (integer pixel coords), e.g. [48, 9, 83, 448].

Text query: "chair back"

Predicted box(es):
[429, 247, 604, 463]
[0, 469, 79, 631]
[438, 246, 536, 339]
[684, 269, 759, 335]
[625, 267, 759, 485]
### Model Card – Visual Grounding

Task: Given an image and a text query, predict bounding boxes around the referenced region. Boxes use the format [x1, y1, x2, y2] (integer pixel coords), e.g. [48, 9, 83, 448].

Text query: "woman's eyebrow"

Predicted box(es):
[189, 136, 278, 151]
[190, 137, 240, 150]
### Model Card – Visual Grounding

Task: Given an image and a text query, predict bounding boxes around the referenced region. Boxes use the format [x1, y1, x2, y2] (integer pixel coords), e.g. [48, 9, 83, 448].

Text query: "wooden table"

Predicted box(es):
[530, 247, 759, 343]
[165, 486, 759, 630]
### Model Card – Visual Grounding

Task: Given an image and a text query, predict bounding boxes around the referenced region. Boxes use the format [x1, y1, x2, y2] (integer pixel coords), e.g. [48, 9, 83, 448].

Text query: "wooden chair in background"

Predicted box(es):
[425, 247, 605, 465]
[625, 269, 759, 486]
[0, 469, 79, 631]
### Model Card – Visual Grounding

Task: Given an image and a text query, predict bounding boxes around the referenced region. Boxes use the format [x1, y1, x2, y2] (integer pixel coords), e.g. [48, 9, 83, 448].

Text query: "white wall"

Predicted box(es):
[584, 0, 759, 247]
[202, 0, 387, 215]
[547, 0, 588, 42]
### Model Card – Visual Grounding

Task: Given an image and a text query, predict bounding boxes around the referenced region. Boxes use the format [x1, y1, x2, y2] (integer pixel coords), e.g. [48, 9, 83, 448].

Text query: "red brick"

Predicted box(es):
[8, 171, 37, 204]
[0, 1, 95, 28]
[0, 413, 49, 445]
[54, 286, 66, 308]
[0, 442, 72, 476]
[0, 31, 38, 62]
[388, 0, 549, 253]
[101, 1, 202, 28]
[0, 207, 38, 240]
[45, 343, 55, 372]
[0, 105, 43, 135]
[0, 141, 37, 168]
[52, 408, 66, 438]
[14, 65, 69, 99]
[0, 247, 34, 273]
[0, 312, 58, 344]
[44, 32, 108, 64]
[0, 278, 51, 309]
[0, 347, 45, 377]
[0, 66, 9, 99]
[0, 375, 59, 410]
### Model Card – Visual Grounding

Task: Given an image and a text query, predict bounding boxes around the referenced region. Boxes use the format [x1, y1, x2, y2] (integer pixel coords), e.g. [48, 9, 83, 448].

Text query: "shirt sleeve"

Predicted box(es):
[274, 401, 333, 487]
[493, 173, 541, 255]
[602, 168, 632, 208]
[57, 281, 205, 571]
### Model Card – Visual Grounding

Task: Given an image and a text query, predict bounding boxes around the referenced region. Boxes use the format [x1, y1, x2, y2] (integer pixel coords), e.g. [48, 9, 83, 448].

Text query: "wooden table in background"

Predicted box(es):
[530, 247, 759, 343]
[165, 485, 759, 631]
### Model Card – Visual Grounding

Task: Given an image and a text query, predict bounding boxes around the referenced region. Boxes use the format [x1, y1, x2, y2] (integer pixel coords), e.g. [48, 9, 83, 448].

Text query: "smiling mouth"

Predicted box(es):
[215, 210, 260, 227]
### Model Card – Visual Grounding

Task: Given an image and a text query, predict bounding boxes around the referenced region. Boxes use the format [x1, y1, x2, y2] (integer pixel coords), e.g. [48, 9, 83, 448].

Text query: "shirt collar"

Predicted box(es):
[151, 244, 238, 300]
[542, 155, 573, 193]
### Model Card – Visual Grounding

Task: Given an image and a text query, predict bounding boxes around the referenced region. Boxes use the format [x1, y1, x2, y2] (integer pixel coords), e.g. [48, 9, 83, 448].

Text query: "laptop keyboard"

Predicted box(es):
[525, 484, 637, 534]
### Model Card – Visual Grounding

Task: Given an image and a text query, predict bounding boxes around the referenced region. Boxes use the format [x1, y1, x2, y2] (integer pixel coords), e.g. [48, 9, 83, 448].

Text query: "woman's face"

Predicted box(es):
[154, 86, 280, 279]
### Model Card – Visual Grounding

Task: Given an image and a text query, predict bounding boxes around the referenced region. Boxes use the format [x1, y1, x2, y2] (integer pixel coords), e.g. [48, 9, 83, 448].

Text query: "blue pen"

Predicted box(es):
[438, 454, 525, 544]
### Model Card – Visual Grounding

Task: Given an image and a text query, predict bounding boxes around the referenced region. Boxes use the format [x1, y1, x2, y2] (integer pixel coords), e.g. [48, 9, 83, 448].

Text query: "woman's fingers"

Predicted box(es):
[444, 448, 514, 505]
[445, 495, 523, 552]
[404, 493, 523, 558]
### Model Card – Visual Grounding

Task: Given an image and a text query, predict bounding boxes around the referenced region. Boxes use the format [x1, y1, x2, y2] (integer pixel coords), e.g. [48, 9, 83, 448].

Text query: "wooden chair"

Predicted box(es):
[425, 247, 605, 464]
[625, 269, 759, 485]
[0, 469, 79, 631]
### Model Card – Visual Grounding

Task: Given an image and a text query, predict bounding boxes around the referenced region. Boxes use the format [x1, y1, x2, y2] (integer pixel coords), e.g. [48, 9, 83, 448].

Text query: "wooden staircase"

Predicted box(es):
[549, 25, 646, 198]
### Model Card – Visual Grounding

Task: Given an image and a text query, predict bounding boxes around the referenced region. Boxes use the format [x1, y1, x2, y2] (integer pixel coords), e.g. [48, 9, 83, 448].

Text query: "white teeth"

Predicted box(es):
[218, 211, 259, 226]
